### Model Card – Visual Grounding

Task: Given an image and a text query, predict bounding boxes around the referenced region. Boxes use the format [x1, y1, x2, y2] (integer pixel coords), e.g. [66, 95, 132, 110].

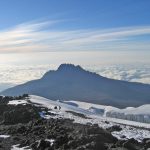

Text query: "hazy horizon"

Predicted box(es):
[0, 51, 150, 92]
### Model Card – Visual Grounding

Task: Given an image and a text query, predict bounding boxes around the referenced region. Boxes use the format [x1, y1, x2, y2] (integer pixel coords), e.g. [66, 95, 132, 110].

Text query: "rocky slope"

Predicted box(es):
[0, 95, 149, 150]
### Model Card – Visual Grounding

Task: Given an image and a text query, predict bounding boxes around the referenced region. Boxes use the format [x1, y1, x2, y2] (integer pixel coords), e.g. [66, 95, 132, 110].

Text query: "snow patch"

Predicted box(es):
[0, 135, 10, 139]
[11, 144, 31, 150]
[112, 125, 150, 142]
[45, 139, 55, 146]
[8, 100, 28, 105]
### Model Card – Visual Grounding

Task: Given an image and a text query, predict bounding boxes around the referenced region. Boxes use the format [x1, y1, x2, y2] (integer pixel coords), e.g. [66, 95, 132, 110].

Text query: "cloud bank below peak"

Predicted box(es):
[0, 20, 150, 53]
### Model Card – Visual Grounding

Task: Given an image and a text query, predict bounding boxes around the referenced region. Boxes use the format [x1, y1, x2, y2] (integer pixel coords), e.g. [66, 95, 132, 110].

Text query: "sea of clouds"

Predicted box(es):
[86, 64, 150, 84]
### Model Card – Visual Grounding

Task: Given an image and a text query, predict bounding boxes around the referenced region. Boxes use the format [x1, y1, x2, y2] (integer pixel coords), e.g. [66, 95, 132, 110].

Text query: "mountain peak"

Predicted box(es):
[57, 64, 83, 71]
[42, 64, 84, 79]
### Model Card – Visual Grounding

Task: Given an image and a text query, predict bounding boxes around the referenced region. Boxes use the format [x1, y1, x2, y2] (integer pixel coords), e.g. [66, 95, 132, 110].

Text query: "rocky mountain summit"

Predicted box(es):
[0, 95, 149, 150]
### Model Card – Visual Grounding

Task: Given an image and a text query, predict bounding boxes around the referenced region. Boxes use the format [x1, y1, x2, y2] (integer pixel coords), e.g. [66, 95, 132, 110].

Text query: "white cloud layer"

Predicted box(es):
[86, 64, 150, 85]
[0, 20, 150, 52]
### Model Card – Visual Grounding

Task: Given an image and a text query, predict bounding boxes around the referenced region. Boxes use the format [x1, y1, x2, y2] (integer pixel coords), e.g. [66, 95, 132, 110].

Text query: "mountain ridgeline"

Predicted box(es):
[1, 64, 150, 108]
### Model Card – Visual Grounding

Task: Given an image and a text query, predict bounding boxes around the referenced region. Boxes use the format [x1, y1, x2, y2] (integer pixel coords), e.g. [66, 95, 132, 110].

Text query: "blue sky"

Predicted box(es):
[0, 0, 150, 53]
[0, 0, 150, 29]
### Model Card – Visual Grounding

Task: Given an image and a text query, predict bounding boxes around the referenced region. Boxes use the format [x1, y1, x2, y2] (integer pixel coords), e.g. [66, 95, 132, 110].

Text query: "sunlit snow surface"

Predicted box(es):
[0, 135, 10, 139]
[8, 100, 28, 105]
[8, 95, 150, 142]
[11, 144, 31, 150]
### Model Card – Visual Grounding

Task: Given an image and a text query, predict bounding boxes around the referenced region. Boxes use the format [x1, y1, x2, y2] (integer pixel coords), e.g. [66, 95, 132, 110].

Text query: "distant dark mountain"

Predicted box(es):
[1, 64, 150, 108]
